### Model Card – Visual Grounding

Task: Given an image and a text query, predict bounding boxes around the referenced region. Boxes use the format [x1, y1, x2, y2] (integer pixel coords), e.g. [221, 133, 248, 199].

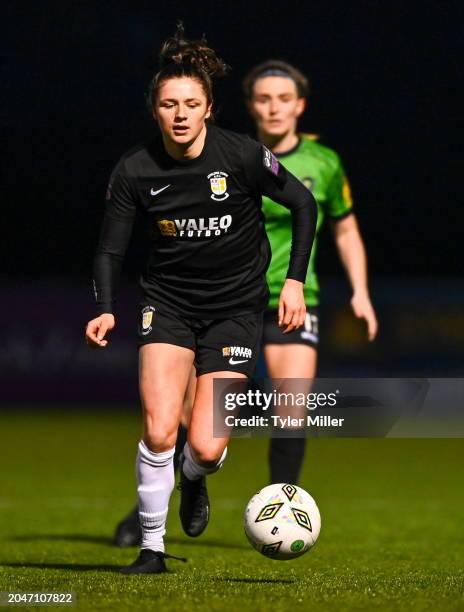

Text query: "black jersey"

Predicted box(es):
[93, 125, 317, 318]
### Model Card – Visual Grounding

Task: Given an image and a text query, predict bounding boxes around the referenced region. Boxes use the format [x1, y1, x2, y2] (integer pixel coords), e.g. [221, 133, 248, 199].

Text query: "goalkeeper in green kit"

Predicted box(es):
[113, 58, 378, 547]
[243, 59, 378, 484]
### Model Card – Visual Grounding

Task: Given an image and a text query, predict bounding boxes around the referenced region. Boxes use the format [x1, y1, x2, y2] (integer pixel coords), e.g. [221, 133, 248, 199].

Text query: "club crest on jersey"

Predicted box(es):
[208, 171, 229, 201]
[141, 306, 155, 335]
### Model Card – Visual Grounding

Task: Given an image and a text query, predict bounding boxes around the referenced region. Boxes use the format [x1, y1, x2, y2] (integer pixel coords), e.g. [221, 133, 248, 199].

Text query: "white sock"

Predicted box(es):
[182, 442, 228, 481]
[136, 440, 175, 553]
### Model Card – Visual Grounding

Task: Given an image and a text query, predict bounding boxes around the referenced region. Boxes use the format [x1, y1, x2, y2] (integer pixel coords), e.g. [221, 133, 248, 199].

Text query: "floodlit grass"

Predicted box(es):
[0, 410, 463, 610]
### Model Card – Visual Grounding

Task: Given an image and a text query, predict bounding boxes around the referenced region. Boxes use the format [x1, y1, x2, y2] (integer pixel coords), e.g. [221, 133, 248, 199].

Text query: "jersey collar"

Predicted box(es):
[273, 136, 302, 159]
[157, 125, 212, 168]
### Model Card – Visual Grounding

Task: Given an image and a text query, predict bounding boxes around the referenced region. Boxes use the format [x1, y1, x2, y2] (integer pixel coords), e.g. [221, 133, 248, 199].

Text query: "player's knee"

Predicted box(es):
[190, 444, 226, 467]
[143, 429, 177, 453]
[142, 398, 181, 452]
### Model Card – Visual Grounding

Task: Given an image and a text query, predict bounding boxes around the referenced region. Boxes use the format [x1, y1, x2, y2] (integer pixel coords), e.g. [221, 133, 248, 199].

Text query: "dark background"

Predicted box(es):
[3, 0, 462, 277]
[1, 1, 463, 400]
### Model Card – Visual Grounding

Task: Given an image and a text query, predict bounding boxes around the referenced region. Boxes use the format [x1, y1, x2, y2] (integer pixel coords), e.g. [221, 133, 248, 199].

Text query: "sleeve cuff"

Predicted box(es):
[327, 209, 354, 222]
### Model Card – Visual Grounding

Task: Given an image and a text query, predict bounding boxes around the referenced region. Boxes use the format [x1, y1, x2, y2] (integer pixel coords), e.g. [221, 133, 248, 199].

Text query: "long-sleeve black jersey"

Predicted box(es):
[93, 125, 317, 318]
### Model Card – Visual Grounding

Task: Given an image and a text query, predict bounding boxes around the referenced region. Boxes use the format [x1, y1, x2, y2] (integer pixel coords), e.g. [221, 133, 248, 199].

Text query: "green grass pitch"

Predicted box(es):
[0, 410, 463, 611]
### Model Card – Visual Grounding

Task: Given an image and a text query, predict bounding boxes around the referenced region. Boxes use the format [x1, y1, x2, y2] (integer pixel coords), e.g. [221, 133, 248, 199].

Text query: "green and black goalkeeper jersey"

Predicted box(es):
[93, 125, 317, 318]
[263, 135, 353, 307]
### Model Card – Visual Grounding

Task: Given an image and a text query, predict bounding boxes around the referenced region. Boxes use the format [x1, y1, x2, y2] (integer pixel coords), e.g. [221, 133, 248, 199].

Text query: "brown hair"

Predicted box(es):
[147, 23, 229, 112]
[242, 60, 309, 101]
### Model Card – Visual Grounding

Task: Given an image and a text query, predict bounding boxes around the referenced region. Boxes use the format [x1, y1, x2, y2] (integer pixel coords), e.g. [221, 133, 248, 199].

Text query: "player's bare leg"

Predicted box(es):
[264, 344, 317, 484]
[121, 343, 194, 574]
[178, 371, 246, 536]
[114, 368, 196, 548]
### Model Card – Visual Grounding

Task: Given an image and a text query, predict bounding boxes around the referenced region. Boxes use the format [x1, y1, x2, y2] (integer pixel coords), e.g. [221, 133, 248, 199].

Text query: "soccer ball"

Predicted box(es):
[244, 483, 321, 560]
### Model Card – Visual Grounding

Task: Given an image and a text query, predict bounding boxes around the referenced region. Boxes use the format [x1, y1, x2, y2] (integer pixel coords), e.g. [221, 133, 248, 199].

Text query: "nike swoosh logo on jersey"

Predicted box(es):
[229, 357, 249, 365]
[150, 184, 171, 196]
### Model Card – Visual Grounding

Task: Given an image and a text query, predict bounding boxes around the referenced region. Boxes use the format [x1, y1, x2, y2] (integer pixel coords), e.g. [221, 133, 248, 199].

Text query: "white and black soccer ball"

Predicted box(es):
[244, 483, 321, 560]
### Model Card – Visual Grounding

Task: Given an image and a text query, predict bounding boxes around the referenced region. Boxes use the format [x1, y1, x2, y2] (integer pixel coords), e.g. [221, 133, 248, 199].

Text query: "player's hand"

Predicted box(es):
[350, 292, 378, 341]
[85, 313, 115, 348]
[278, 279, 306, 334]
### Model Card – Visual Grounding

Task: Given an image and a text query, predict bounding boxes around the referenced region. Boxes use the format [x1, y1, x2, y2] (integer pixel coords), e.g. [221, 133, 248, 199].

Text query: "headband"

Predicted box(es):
[254, 68, 294, 82]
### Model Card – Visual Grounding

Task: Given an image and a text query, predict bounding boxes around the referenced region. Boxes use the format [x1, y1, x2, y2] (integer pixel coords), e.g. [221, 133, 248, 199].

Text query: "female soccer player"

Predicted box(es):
[243, 60, 378, 484]
[86, 32, 317, 574]
[112, 58, 380, 549]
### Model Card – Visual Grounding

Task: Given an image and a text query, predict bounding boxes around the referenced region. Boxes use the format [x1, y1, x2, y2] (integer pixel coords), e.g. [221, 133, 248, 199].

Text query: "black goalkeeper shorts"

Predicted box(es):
[137, 304, 263, 377]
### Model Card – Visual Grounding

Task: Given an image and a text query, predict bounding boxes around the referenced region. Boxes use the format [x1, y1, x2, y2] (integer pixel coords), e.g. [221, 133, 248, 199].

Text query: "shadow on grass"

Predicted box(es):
[9, 533, 249, 551]
[0, 562, 120, 572]
[166, 536, 249, 551]
[11, 534, 113, 545]
[216, 577, 296, 584]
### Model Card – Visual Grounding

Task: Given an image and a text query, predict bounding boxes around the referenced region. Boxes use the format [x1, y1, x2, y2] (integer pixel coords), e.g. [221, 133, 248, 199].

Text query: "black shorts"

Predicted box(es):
[262, 307, 319, 348]
[137, 304, 263, 377]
